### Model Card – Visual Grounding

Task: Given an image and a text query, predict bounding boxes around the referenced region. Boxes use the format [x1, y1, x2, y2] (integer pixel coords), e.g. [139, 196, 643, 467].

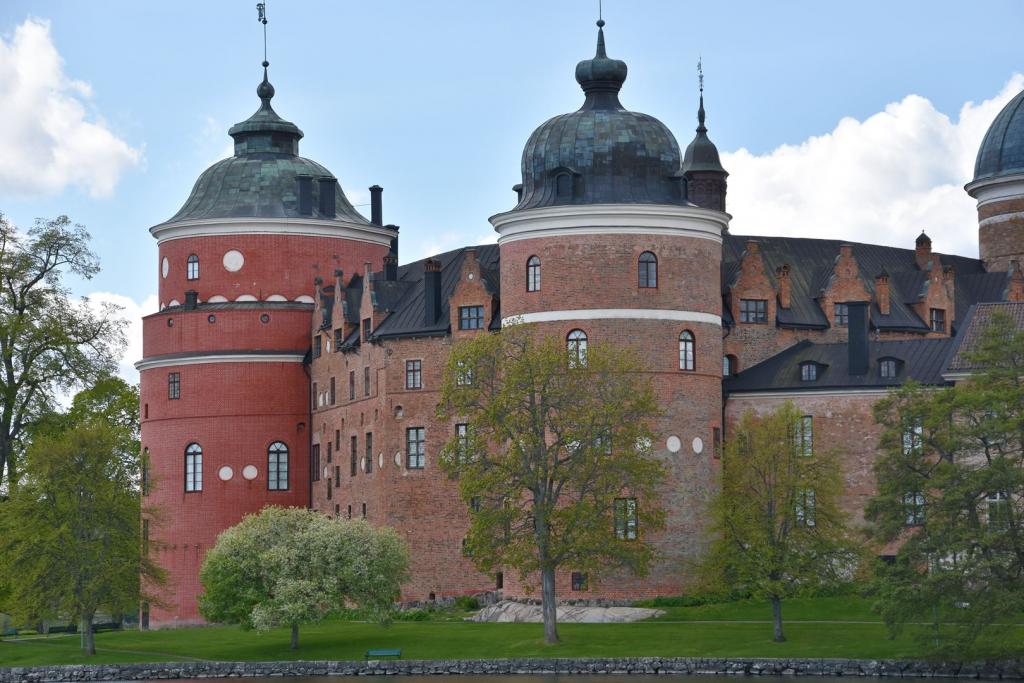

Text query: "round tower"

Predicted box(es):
[490, 21, 729, 599]
[965, 87, 1024, 272]
[137, 65, 393, 626]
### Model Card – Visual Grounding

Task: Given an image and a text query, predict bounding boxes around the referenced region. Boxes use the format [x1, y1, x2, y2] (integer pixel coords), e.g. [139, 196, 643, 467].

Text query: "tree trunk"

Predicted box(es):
[540, 565, 560, 644]
[290, 623, 299, 651]
[770, 595, 785, 643]
[83, 614, 96, 655]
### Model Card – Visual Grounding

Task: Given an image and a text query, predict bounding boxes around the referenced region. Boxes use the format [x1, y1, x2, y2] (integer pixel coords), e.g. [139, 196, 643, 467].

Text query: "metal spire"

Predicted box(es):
[257, 2, 269, 67]
[696, 56, 707, 133]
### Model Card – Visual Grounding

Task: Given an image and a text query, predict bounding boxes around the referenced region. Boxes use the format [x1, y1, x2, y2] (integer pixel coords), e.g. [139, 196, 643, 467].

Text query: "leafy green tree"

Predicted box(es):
[437, 324, 665, 644]
[0, 214, 126, 491]
[199, 506, 409, 650]
[0, 396, 162, 654]
[700, 402, 859, 643]
[867, 311, 1024, 658]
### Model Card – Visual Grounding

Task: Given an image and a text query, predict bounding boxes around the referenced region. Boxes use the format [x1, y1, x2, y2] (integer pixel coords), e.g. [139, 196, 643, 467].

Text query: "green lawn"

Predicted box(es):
[0, 597, 1014, 667]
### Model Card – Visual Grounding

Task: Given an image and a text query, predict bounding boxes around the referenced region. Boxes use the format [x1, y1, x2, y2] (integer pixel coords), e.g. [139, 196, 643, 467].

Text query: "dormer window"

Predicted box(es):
[800, 362, 818, 382]
[834, 303, 849, 327]
[929, 308, 945, 333]
[879, 357, 900, 378]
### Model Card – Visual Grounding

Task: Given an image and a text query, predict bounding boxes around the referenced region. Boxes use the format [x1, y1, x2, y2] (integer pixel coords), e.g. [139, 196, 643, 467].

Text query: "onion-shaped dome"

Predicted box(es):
[974, 87, 1024, 182]
[512, 21, 690, 211]
[682, 95, 727, 176]
[159, 65, 368, 225]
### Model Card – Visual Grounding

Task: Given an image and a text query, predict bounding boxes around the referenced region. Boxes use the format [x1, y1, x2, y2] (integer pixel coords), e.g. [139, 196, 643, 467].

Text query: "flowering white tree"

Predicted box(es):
[199, 506, 409, 650]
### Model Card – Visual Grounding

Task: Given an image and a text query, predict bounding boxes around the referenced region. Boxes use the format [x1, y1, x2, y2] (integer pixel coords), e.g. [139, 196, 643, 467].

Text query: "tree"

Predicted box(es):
[867, 311, 1024, 658]
[437, 324, 666, 644]
[700, 402, 859, 643]
[0, 384, 162, 654]
[199, 506, 409, 650]
[0, 214, 126, 491]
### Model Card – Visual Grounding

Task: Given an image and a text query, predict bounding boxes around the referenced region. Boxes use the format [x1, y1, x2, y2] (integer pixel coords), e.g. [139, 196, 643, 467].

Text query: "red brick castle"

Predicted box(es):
[139, 22, 1024, 626]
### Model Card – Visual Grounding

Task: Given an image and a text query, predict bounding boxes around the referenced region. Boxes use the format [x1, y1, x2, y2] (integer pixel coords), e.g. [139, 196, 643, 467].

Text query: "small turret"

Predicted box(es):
[682, 63, 728, 212]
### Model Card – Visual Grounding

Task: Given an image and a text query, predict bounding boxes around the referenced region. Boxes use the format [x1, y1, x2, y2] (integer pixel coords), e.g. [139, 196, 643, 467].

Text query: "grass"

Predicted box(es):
[1, 597, 1019, 667]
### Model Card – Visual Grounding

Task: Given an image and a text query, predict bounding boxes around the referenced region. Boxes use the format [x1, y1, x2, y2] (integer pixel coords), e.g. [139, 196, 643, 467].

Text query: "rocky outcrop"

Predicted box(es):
[470, 600, 664, 623]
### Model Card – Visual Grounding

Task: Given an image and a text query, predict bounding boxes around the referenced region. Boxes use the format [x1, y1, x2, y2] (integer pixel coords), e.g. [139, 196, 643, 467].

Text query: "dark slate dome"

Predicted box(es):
[162, 66, 368, 225]
[974, 87, 1024, 182]
[512, 22, 690, 211]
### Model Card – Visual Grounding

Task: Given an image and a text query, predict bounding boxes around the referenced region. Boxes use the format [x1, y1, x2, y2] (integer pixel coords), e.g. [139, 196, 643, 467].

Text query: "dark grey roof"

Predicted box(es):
[159, 69, 368, 226]
[682, 96, 727, 176]
[725, 338, 955, 393]
[944, 301, 1024, 374]
[974, 87, 1024, 181]
[723, 234, 990, 332]
[511, 25, 691, 212]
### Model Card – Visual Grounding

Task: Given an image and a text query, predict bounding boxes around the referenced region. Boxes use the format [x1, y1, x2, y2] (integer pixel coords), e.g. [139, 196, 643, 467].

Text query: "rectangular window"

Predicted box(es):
[268, 446, 289, 491]
[613, 497, 638, 540]
[713, 427, 722, 459]
[880, 359, 897, 378]
[834, 303, 849, 327]
[571, 572, 588, 591]
[349, 371, 355, 401]
[141, 453, 150, 496]
[796, 415, 813, 457]
[902, 420, 923, 455]
[904, 492, 925, 526]
[739, 299, 768, 323]
[362, 502, 367, 519]
[335, 429, 341, 451]
[470, 496, 481, 513]
[458, 305, 485, 330]
[988, 492, 1010, 529]
[312, 382, 318, 410]
[334, 328, 344, 349]
[326, 441, 332, 463]
[929, 308, 945, 333]
[362, 317, 372, 341]
[334, 465, 340, 487]
[350, 435, 358, 476]
[329, 376, 336, 405]
[168, 372, 181, 400]
[801, 363, 817, 382]
[142, 518, 150, 555]
[347, 504, 352, 519]
[313, 334, 322, 359]
[365, 432, 373, 474]
[795, 489, 816, 526]
[326, 477, 332, 499]
[407, 427, 426, 469]
[311, 444, 321, 482]
[406, 360, 422, 389]
[456, 423, 472, 463]
[364, 366, 370, 396]
[185, 450, 202, 492]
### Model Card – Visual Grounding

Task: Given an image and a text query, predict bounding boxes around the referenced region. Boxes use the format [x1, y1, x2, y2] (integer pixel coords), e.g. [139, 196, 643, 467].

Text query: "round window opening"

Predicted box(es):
[207, 314, 216, 323]
[692, 437, 704, 454]
[666, 435, 682, 453]
[260, 313, 270, 324]
[218, 466, 234, 481]
[166, 318, 174, 327]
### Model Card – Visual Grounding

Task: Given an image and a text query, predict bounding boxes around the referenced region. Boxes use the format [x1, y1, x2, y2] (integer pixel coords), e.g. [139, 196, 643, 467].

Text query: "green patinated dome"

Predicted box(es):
[162, 66, 368, 225]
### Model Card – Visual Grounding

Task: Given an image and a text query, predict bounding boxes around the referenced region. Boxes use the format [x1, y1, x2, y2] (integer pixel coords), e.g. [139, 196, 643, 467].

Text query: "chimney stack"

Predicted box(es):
[423, 259, 442, 325]
[318, 177, 337, 218]
[1008, 261, 1024, 302]
[776, 264, 791, 309]
[384, 254, 398, 281]
[847, 301, 869, 376]
[296, 175, 313, 215]
[184, 290, 199, 310]
[915, 231, 932, 270]
[369, 185, 383, 225]
[386, 224, 400, 261]
[875, 270, 890, 315]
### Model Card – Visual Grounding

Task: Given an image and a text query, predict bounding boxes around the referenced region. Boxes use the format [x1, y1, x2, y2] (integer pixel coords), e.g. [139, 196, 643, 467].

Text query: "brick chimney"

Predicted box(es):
[846, 301, 869, 376]
[875, 270, 890, 315]
[776, 264, 791, 309]
[915, 231, 932, 270]
[1008, 261, 1024, 302]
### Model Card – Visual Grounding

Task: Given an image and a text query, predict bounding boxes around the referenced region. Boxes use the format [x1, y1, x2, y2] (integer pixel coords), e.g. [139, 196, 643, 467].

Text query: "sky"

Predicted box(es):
[0, 0, 1022, 381]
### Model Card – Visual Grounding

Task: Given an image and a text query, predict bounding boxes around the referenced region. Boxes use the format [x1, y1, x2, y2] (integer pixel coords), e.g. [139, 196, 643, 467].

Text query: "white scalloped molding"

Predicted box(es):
[150, 216, 394, 247]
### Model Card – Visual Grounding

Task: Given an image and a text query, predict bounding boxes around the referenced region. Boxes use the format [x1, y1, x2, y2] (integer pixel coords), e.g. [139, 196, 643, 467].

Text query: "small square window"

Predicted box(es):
[406, 360, 422, 389]
[800, 363, 817, 382]
[571, 572, 589, 591]
[458, 305, 485, 330]
[739, 299, 768, 323]
[834, 303, 849, 327]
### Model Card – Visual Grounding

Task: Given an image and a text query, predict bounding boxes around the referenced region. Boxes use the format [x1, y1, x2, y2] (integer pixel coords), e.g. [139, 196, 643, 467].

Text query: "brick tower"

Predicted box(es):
[966, 87, 1024, 273]
[490, 21, 730, 599]
[137, 64, 394, 626]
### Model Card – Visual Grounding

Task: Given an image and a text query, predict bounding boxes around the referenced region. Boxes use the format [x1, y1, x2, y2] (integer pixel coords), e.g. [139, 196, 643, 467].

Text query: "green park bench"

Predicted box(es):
[365, 648, 402, 660]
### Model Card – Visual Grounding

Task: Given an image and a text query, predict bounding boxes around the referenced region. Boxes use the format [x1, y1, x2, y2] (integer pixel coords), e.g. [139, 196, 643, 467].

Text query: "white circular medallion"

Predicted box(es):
[692, 437, 704, 454]
[666, 435, 681, 453]
[222, 250, 244, 272]
[161, 257, 169, 278]
[242, 465, 258, 480]
[378, 452, 384, 469]
[394, 451, 401, 467]
[218, 466, 234, 481]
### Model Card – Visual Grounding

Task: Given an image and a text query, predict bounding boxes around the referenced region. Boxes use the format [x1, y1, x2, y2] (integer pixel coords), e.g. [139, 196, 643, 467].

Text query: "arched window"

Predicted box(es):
[567, 329, 588, 368]
[679, 330, 695, 371]
[723, 354, 738, 377]
[268, 441, 289, 491]
[186, 254, 199, 280]
[638, 251, 657, 288]
[185, 443, 202, 492]
[526, 256, 541, 292]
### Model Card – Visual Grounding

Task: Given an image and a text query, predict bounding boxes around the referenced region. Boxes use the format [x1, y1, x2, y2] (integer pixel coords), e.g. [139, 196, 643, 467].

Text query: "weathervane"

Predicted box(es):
[257, 2, 269, 66]
[697, 55, 704, 94]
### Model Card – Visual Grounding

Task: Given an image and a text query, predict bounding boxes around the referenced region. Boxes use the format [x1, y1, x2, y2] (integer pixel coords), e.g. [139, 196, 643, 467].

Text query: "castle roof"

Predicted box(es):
[974, 87, 1024, 182]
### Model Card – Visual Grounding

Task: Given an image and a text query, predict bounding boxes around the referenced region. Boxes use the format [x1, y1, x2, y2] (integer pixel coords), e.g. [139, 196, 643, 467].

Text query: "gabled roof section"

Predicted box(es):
[726, 337, 954, 393]
[943, 301, 1024, 375]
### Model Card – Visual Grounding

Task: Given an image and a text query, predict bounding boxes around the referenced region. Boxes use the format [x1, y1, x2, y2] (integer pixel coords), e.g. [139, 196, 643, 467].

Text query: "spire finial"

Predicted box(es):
[255, 3, 274, 104]
[257, 2, 269, 66]
[696, 56, 707, 132]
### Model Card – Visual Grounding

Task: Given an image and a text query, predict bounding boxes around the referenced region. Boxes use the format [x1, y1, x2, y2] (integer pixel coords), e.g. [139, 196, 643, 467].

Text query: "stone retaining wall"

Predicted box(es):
[2, 657, 1023, 682]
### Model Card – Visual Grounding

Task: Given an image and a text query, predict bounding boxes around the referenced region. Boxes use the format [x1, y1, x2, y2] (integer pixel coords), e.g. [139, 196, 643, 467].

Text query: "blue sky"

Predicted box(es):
[0, 1, 1021, 375]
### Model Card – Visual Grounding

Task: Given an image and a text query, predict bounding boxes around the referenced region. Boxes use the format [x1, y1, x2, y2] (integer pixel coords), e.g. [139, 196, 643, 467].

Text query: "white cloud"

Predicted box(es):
[723, 74, 1024, 258]
[84, 291, 158, 384]
[0, 18, 141, 198]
